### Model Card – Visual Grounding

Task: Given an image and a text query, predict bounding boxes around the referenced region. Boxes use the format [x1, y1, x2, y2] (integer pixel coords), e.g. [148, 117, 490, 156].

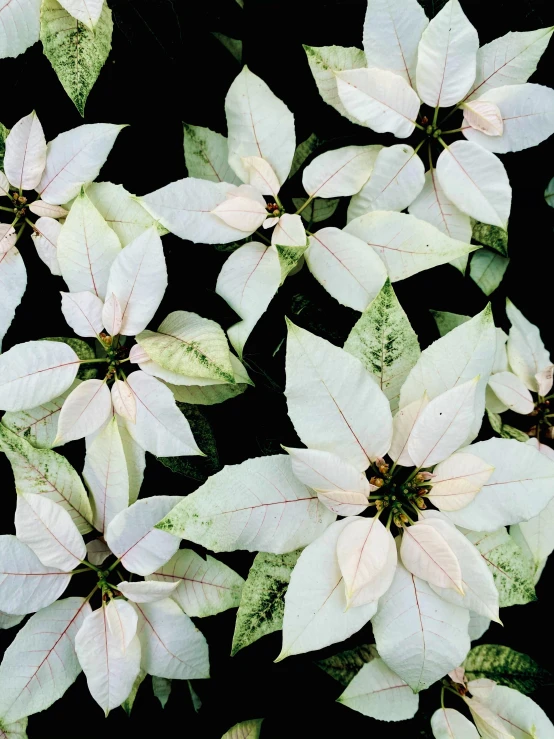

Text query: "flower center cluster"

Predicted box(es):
[99, 335, 130, 381]
[364, 460, 432, 529]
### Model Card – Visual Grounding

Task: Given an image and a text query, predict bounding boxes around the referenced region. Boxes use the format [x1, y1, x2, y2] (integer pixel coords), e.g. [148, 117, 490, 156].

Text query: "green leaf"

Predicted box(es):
[465, 529, 536, 607]
[122, 670, 146, 716]
[0, 122, 9, 171]
[40, 0, 113, 117]
[152, 676, 172, 709]
[158, 403, 219, 481]
[545, 176, 554, 208]
[231, 550, 301, 656]
[211, 32, 242, 63]
[344, 279, 420, 413]
[472, 221, 508, 257]
[42, 337, 97, 380]
[275, 244, 308, 283]
[292, 197, 340, 223]
[183, 124, 241, 185]
[317, 644, 378, 686]
[289, 134, 323, 179]
[168, 381, 249, 406]
[464, 644, 552, 694]
[486, 409, 529, 442]
[470, 250, 510, 296]
[222, 719, 264, 739]
[430, 309, 471, 337]
[0, 424, 93, 534]
[188, 680, 202, 712]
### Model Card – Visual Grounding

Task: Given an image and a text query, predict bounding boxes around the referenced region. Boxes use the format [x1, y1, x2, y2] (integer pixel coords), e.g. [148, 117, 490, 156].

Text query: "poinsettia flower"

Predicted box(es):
[0, 111, 125, 349]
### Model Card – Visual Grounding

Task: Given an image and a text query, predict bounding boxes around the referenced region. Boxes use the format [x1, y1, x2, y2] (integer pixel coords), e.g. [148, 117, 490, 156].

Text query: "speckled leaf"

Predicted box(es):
[40, 0, 113, 117]
[231, 550, 301, 656]
[431, 310, 470, 337]
[464, 644, 551, 694]
[344, 280, 420, 413]
[275, 243, 308, 283]
[157, 403, 219, 482]
[289, 133, 323, 179]
[222, 719, 264, 739]
[486, 409, 529, 442]
[292, 197, 339, 224]
[472, 221, 508, 257]
[0, 424, 93, 534]
[317, 644, 378, 686]
[470, 250, 510, 296]
[42, 337, 97, 380]
[304, 45, 367, 122]
[545, 177, 554, 207]
[152, 676, 172, 708]
[122, 669, 146, 716]
[183, 124, 241, 185]
[167, 381, 249, 406]
[0, 122, 9, 169]
[465, 529, 536, 606]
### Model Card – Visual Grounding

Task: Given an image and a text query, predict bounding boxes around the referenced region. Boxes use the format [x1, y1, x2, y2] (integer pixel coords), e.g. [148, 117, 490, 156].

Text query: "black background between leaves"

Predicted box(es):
[1, 0, 554, 736]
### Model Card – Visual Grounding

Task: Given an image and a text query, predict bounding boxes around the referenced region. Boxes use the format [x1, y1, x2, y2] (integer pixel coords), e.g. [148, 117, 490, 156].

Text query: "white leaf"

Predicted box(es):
[463, 100, 504, 136]
[428, 452, 495, 511]
[241, 156, 281, 196]
[423, 514, 500, 621]
[136, 311, 234, 383]
[285, 320, 393, 470]
[362, 0, 428, 87]
[338, 656, 419, 721]
[84, 416, 129, 534]
[467, 678, 496, 702]
[344, 210, 477, 282]
[0, 612, 24, 630]
[399, 305, 496, 444]
[0, 171, 9, 198]
[140, 179, 246, 245]
[28, 201, 68, 219]
[337, 516, 397, 607]
[105, 599, 138, 653]
[37, 124, 124, 205]
[431, 708, 480, 739]
[278, 518, 378, 659]
[75, 606, 141, 715]
[506, 298, 551, 392]
[436, 141, 511, 229]
[336, 68, 420, 138]
[467, 27, 554, 101]
[117, 417, 145, 505]
[135, 598, 209, 679]
[445, 438, 554, 531]
[271, 213, 306, 247]
[15, 492, 85, 571]
[372, 562, 470, 691]
[0, 0, 40, 59]
[465, 696, 515, 739]
[216, 242, 281, 357]
[86, 538, 111, 566]
[469, 612, 490, 641]
[409, 170, 472, 244]
[415, 0, 478, 108]
[124, 371, 202, 457]
[0, 223, 16, 254]
[389, 394, 429, 466]
[212, 195, 267, 232]
[225, 66, 295, 185]
[407, 379, 478, 468]
[305, 227, 387, 312]
[155, 455, 335, 554]
[464, 84, 554, 153]
[31, 216, 62, 275]
[470, 250, 509, 296]
[0, 340, 80, 412]
[0, 597, 91, 723]
[347, 144, 426, 220]
[183, 124, 241, 185]
[303, 45, 367, 122]
[488, 372, 533, 415]
[0, 422, 93, 532]
[117, 580, 179, 604]
[318, 491, 371, 517]
[148, 549, 244, 617]
[57, 0, 104, 29]
[60, 291, 104, 338]
[535, 365, 554, 396]
[4, 112, 46, 191]
[106, 496, 182, 576]
[104, 227, 167, 336]
[284, 446, 370, 495]
[302, 145, 380, 199]
[0, 535, 71, 615]
[481, 684, 554, 738]
[57, 190, 121, 299]
[401, 521, 464, 593]
[101, 293, 122, 336]
[55, 379, 112, 445]
[0, 245, 26, 351]
[111, 379, 136, 424]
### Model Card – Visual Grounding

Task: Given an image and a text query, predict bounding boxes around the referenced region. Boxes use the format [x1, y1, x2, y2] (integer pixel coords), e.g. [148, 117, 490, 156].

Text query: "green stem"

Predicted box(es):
[432, 106, 440, 127]
[107, 558, 122, 572]
[71, 567, 92, 575]
[413, 121, 425, 131]
[78, 357, 109, 365]
[428, 141, 434, 172]
[253, 229, 271, 245]
[437, 137, 449, 151]
[405, 468, 420, 484]
[413, 139, 425, 156]
[84, 584, 99, 604]
[80, 559, 102, 573]
[294, 195, 314, 216]
[15, 221, 26, 243]
[441, 686, 446, 710]
[275, 194, 284, 210]
[402, 509, 416, 525]
[0, 205, 15, 213]
[408, 500, 423, 520]
[441, 127, 462, 135]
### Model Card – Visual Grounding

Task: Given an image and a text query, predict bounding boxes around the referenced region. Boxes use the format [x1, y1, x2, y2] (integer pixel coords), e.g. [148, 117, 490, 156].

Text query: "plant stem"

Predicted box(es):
[413, 139, 425, 155]
[275, 194, 284, 210]
[413, 121, 425, 131]
[441, 128, 463, 135]
[432, 106, 440, 127]
[15, 221, 26, 243]
[0, 205, 15, 213]
[441, 686, 446, 710]
[107, 557, 122, 572]
[71, 567, 92, 575]
[80, 559, 102, 573]
[437, 137, 449, 151]
[84, 584, 99, 604]
[428, 141, 434, 172]
[294, 195, 314, 216]
[253, 229, 271, 245]
[78, 357, 109, 364]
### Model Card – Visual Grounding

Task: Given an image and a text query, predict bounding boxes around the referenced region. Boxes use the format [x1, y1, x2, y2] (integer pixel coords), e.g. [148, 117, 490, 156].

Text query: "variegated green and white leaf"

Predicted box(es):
[303, 45, 367, 122]
[183, 124, 241, 184]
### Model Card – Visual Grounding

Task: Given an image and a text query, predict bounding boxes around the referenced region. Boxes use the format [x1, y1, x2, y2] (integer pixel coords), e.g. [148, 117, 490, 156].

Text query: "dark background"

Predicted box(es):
[1, 0, 554, 736]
